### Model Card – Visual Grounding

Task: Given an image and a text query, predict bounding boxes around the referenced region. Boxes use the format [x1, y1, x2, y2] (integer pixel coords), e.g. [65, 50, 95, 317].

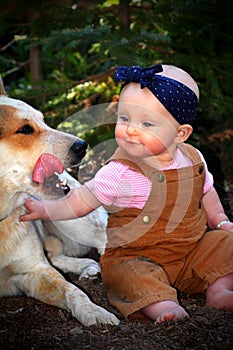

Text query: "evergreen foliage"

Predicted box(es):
[0, 0, 232, 141]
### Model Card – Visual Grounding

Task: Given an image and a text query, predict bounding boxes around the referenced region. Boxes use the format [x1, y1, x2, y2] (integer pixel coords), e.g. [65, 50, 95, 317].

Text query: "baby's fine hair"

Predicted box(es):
[159, 65, 199, 100]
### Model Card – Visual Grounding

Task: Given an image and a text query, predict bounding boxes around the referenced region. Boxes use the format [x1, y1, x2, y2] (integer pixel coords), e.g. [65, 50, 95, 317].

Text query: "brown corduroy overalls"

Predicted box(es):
[100, 143, 233, 320]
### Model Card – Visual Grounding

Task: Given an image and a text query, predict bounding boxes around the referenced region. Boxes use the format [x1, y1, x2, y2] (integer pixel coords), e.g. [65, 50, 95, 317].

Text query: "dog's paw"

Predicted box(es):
[79, 305, 120, 327]
[67, 285, 120, 326]
[79, 262, 101, 280]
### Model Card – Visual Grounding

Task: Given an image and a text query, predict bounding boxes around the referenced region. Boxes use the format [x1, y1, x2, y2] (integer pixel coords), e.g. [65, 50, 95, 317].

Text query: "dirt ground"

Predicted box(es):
[0, 275, 232, 350]
[1, 140, 233, 350]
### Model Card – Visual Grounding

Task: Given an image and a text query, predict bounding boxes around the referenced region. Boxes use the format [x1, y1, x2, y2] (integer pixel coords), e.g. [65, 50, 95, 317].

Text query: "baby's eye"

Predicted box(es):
[118, 115, 129, 123]
[143, 121, 154, 127]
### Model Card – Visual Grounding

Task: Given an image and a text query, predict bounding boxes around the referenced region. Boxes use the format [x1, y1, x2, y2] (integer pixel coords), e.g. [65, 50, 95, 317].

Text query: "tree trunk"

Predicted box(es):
[119, 0, 130, 28]
[29, 44, 43, 89]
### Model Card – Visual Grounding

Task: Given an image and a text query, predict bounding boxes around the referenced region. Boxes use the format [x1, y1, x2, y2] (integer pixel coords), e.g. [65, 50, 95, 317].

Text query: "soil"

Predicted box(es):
[0, 278, 232, 350]
[1, 140, 233, 350]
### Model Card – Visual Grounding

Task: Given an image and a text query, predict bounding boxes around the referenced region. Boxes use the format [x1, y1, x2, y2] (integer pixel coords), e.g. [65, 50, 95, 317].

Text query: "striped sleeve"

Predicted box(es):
[85, 161, 151, 208]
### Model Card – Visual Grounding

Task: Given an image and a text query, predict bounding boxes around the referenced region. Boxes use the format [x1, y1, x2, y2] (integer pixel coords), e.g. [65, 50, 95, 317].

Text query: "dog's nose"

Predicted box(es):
[68, 139, 88, 167]
[71, 139, 88, 157]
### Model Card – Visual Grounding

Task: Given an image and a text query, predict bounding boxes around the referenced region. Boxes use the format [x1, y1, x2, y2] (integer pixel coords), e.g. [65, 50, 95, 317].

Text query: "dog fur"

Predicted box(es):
[0, 77, 119, 326]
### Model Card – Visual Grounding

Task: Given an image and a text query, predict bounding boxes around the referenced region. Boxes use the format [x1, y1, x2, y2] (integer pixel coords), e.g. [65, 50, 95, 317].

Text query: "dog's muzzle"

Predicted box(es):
[32, 139, 88, 196]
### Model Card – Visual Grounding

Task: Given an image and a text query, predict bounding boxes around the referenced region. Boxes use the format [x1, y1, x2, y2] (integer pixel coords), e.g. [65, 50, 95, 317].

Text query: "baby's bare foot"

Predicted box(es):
[155, 305, 189, 324]
[206, 273, 233, 311]
[142, 300, 189, 324]
[206, 288, 233, 311]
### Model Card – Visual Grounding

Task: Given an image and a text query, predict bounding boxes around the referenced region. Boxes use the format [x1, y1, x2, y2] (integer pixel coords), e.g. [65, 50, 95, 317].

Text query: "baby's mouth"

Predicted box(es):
[125, 139, 141, 145]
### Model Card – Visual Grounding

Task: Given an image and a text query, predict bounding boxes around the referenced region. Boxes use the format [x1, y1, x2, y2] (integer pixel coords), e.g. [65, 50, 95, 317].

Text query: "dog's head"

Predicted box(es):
[0, 76, 88, 220]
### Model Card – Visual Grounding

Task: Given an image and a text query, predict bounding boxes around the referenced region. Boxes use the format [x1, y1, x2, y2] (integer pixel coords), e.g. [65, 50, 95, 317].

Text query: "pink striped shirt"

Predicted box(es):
[85, 147, 213, 209]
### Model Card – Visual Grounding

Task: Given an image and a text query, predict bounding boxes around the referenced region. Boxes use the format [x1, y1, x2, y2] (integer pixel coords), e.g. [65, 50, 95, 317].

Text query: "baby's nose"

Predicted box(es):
[126, 123, 139, 135]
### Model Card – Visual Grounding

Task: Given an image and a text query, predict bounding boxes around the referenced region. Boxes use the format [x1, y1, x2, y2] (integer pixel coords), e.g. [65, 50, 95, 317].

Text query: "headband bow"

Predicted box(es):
[115, 64, 198, 125]
[115, 64, 163, 88]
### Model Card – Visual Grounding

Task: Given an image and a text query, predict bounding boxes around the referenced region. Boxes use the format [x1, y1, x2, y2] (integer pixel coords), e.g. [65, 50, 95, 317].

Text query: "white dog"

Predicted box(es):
[0, 77, 119, 327]
[42, 171, 108, 278]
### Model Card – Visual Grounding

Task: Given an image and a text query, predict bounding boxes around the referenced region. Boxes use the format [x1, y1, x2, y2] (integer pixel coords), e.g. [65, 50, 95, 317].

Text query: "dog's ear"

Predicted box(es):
[0, 75, 7, 96]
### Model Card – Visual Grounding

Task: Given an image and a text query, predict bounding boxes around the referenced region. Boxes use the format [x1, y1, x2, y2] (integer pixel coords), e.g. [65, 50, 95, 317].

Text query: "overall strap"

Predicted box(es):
[178, 143, 202, 164]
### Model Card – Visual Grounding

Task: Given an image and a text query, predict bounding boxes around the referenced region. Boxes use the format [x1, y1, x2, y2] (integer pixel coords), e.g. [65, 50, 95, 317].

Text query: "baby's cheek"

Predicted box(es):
[146, 138, 167, 155]
[115, 125, 125, 139]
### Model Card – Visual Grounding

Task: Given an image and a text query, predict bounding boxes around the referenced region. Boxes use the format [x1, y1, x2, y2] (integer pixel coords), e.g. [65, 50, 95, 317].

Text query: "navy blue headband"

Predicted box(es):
[115, 64, 198, 125]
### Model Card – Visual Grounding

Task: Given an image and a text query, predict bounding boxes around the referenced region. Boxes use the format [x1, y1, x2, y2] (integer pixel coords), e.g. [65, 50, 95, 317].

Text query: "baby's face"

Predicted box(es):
[115, 83, 180, 161]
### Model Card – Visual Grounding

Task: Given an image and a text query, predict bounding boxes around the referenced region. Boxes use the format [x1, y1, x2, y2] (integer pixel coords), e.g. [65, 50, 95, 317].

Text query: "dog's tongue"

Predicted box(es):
[32, 153, 64, 183]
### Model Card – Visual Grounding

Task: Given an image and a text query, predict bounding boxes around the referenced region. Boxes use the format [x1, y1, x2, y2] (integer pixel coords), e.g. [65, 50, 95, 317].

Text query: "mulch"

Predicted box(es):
[0, 274, 232, 350]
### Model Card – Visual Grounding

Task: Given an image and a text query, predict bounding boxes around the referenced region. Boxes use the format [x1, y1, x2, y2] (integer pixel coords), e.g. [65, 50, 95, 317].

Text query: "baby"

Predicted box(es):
[21, 64, 233, 324]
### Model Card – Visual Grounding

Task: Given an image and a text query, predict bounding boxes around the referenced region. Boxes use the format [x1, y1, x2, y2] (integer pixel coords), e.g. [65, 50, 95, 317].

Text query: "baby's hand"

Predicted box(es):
[217, 221, 233, 234]
[20, 197, 47, 221]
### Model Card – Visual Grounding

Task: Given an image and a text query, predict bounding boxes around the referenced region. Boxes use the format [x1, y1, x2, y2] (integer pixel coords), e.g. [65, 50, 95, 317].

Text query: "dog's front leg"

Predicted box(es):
[11, 265, 120, 326]
[65, 283, 120, 326]
[44, 235, 101, 279]
[50, 255, 101, 279]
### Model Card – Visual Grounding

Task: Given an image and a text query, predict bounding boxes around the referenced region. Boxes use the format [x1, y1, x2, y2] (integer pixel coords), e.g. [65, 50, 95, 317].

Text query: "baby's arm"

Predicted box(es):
[20, 187, 100, 222]
[202, 187, 233, 233]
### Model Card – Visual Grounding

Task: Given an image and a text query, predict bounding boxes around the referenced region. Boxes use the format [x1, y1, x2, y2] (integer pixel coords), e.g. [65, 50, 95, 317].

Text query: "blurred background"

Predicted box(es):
[0, 0, 232, 217]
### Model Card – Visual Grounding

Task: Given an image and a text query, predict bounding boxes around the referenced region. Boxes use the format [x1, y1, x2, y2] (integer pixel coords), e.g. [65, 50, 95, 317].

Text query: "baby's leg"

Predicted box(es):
[142, 300, 189, 323]
[206, 272, 233, 310]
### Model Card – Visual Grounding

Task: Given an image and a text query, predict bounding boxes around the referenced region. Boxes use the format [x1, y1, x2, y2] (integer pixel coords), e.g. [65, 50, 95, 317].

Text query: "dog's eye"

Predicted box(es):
[16, 125, 34, 135]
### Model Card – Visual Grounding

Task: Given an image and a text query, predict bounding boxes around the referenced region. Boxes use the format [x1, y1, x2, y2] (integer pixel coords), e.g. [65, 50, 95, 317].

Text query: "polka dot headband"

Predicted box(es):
[115, 64, 198, 125]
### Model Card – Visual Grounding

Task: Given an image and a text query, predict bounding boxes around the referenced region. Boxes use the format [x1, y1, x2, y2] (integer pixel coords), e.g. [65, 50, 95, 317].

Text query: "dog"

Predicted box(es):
[0, 77, 119, 327]
[41, 171, 109, 278]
